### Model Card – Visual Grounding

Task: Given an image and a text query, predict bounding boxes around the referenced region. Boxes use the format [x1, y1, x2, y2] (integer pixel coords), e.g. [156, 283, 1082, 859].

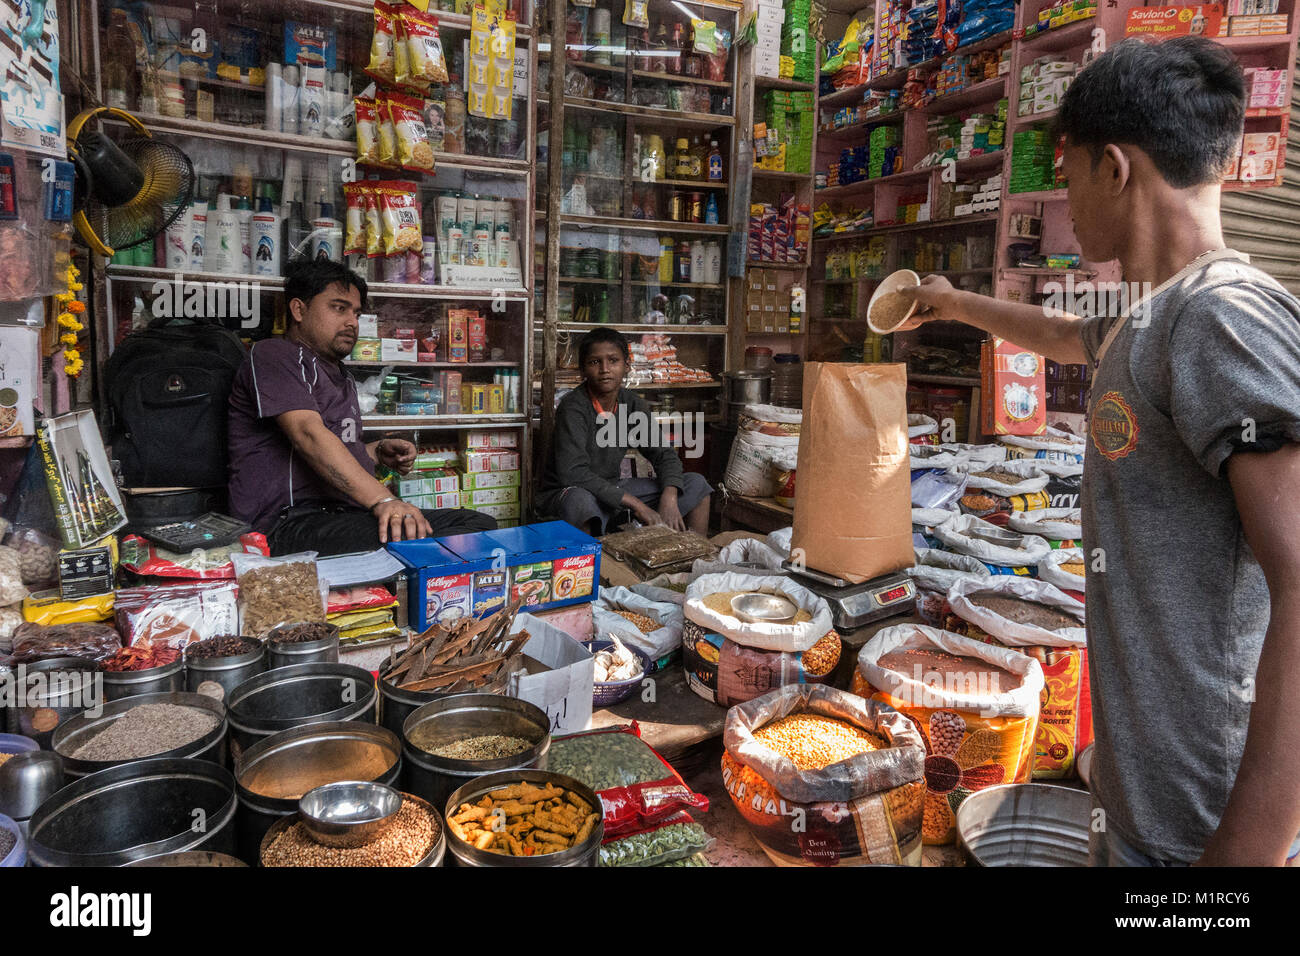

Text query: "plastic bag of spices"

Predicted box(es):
[722, 684, 927, 866]
[230, 551, 327, 638]
[597, 812, 712, 867]
[944, 577, 1090, 780]
[547, 723, 709, 838]
[851, 623, 1043, 845]
[11, 620, 122, 664]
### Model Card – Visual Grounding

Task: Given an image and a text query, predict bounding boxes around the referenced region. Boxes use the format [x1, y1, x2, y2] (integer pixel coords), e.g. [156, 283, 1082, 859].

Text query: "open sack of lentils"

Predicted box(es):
[681, 572, 840, 707]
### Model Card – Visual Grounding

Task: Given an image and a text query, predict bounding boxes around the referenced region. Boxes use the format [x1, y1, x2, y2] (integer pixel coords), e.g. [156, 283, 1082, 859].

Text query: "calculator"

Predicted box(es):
[139, 513, 251, 553]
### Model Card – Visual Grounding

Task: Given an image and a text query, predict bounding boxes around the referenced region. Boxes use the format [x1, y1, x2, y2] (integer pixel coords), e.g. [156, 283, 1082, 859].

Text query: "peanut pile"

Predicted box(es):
[753, 714, 882, 771]
[614, 610, 660, 634]
[261, 798, 437, 867]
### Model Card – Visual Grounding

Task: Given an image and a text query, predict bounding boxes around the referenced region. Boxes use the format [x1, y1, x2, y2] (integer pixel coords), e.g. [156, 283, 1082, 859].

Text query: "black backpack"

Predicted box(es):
[103, 316, 248, 489]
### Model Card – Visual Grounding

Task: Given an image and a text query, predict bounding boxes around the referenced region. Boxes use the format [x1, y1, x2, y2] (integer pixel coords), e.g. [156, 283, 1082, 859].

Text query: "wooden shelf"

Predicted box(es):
[754, 75, 816, 91]
[1018, 16, 1098, 53]
[344, 360, 520, 368]
[907, 373, 981, 387]
[1005, 187, 1068, 202]
[539, 96, 736, 128]
[560, 214, 729, 234]
[818, 111, 906, 139]
[556, 276, 726, 290]
[105, 266, 530, 300]
[361, 415, 528, 429]
[818, 30, 1015, 108]
[748, 260, 811, 270]
[625, 380, 721, 389]
[1204, 32, 1294, 53]
[752, 168, 814, 181]
[867, 213, 1001, 236]
[632, 69, 733, 89]
[1001, 267, 1096, 278]
[557, 323, 729, 335]
[919, 76, 1008, 115]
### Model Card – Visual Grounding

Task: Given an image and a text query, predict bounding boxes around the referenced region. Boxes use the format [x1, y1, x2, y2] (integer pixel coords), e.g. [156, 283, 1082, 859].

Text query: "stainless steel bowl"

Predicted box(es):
[0, 750, 65, 821]
[299, 781, 402, 848]
[730, 592, 798, 624]
[956, 783, 1091, 867]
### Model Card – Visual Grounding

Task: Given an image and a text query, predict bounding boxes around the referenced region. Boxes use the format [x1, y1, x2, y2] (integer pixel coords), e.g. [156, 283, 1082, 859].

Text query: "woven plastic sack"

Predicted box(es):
[1038, 547, 1087, 596]
[593, 587, 682, 661]
[684, 572, 832, 652]
[933, 514, 1052, 569]
[721, 684, 926, 866]
[1007, 508, 1082, 543]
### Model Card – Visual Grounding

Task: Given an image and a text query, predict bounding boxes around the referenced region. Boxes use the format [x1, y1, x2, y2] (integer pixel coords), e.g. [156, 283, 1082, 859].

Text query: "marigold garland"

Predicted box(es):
[59, 261, 85, 377]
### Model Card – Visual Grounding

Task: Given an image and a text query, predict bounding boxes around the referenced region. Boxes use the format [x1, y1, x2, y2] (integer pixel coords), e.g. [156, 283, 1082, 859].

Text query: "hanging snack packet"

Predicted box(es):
[393, 10, 413, 87]
[343, 184, 367, 257]
[692, 19, 717, 54]
[403, 10, 450, 84]
[376, 96, 398, 165]
[623, 0, 649, 28]
[367, 2, 397, 84]
[354, 96, 380, 164]
[379, 181, 423, 254]
[389, 92, 435, 171]
[363, 185, 383, 257]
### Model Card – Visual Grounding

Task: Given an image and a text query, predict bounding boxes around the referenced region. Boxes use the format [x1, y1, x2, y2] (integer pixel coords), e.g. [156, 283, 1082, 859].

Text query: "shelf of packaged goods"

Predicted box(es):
[557, 276, 726, 290]
[906, 373, 981, 387]
[344, 360, 521, 368]
[819, 30, 1016, 108]
[865, 212, 1001, 236]
[538, 96, 736, 127]
[812, 227, 874, 242]
[105, 266, 530, 300]
[361, 415, 528, 430]
[818, 112, 906, 139]
[328, 2, 534, 36]
[626, 380, 721, 389]
[117, 112, 532, 175]
[568, 172, 728, 190]
[1000, 267, 1096, 278]
[754, 75, 816, 91]
[919, 76, 1007, 115]
[558, 322, 729, 335]
[1012, 107, 1059, 128]
[1215, 33, 1296, 53]
[631, 69, 734, 89]
[752, 168, 813, 181]
[559, 214, 729, 234]
[1005, 187, 1068, 202]
[748, 259, 811, 270]
[817, 166, 931, 199]
[1243, 106, 1291, 118]
[1018, 16, 1098, 53]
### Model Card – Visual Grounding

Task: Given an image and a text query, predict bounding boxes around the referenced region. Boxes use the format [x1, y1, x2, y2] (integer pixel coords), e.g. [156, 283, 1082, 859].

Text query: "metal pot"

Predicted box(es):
[0, 751, 64, 839]
[256, 790, 444, 867]
[126, 850, 247, 867]
[264, 622, 341, 669]
[101, 658, 186, 702]
[378, 669, 510, 738]
[723, 370, 771, 406]
[27, 757, 237, 867]
[233, 721, 402, 864]
[444, 769, 602, 867]
[955, 783, 1091, 867]
[225, 662, 377, 756]
[401, 694, 550, 808]
[4, 657, 102, 749]
[51, 691, 227, 779]
[184, 641, 265, 703]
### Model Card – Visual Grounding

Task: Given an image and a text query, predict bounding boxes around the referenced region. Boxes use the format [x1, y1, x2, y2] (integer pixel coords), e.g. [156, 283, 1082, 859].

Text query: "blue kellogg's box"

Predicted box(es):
[388, 521, 601, 631]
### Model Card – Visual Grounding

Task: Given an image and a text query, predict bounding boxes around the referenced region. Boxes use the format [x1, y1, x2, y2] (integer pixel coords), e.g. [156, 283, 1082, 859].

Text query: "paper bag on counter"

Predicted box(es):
[790, 363, 913, 584]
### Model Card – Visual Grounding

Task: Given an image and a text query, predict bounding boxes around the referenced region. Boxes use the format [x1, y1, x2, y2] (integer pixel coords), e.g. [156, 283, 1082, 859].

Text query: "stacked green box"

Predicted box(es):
[763, 90, 814, 174]
[782, 0, 815, 82]
[1010, 129, 1055, 193]
[869, 124, 901, 179]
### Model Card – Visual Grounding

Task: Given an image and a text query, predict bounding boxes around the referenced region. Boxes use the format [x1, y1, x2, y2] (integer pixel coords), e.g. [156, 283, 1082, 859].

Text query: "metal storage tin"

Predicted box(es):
[264, 622, 341, 670]
[51, 691, 227, 778]
[4, 657, 101, 750]
[184, 641, 265, 703]
[225, 662, 377, 755]
[956, 783, 1091, 867]
[101, 658, 185, 702]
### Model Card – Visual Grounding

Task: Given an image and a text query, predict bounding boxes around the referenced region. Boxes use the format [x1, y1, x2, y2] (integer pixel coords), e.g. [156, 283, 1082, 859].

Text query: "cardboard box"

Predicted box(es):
[475, 501, 522, 520]
[37, 410, 129, 549]
[981, 337, 1047, 436]
[459, 469, 521, 490]
[0, 326, 38, 438]
[462, 450, 520, 472]
[380, 338, 417, 363]
[462, 485, 520, 507]
[507, 613, 594, 734]
[461, 429, 519, 450]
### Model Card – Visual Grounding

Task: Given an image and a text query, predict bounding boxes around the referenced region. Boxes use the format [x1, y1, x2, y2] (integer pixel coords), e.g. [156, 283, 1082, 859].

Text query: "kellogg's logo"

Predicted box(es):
[1090, 391, 1140, 460]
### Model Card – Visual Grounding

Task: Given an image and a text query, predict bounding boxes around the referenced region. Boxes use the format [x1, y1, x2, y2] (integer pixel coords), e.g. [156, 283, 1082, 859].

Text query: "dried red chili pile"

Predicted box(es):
[102, 644, 182, 672]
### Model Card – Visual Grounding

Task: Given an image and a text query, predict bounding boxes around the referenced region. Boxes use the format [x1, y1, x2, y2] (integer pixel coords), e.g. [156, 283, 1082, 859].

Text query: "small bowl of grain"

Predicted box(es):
[867, 269, 922, 334]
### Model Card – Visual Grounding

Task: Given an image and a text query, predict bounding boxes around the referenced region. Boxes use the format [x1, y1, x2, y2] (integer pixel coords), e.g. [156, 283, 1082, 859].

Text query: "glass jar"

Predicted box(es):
[771, 354, 803, 409]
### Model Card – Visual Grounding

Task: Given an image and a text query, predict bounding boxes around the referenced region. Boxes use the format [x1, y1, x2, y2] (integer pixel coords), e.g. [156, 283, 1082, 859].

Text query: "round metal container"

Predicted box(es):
[125, 850, 247, 867]
[184, 641, 265, 703]
[257, 790, 444, 867]
[101, 658, 186, 702]
[233, 721, 402, 863]
[443, 769, 602, 867]
[0, 751, 64, 834]
[378, 669, 510, 738]
[723, 370, 771, 406]
[956, 783, 1091, 867]
[27, 757, 237, 867]
[51, 691, 227, 779]
[402, 694, 550, 808]
[264, 622, 341, 670]
[225, 662, 377, 755]
[4, 657, 101, 749]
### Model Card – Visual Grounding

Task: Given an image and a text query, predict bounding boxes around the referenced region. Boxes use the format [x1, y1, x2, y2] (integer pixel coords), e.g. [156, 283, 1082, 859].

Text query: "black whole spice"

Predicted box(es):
[0, 828, 14, 861]
[269, 622, 336, 645]
[187, 635, 259, 659]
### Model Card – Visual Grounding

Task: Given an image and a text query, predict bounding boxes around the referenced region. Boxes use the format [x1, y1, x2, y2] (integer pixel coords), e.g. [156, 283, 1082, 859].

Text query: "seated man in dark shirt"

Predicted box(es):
[538, 328, 711, 536]
[227, 259, 495, 556]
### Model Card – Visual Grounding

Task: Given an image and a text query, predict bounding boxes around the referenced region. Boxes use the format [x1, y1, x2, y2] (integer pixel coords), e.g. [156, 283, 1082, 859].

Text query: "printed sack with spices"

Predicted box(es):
[852, 623, 1043, 845]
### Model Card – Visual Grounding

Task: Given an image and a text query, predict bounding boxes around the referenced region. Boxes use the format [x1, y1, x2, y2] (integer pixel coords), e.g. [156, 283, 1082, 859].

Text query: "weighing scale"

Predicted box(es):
[782, 560, 915, 632]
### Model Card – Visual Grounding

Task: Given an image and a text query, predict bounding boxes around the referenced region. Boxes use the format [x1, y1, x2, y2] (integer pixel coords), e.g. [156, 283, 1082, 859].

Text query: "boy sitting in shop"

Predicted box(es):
[226, 259, 495, 556]
[539, 328, 712, 536]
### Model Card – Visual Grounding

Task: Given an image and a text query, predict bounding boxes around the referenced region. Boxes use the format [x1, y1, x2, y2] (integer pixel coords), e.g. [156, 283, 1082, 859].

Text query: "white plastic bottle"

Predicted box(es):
[251, 196, 282, 276]
[187, 199, 208, 270]
[705, 240, 722, 284]
[206, 195, 241, 274]
[235, 196, 253, 274]
[690, 241, 706, 286]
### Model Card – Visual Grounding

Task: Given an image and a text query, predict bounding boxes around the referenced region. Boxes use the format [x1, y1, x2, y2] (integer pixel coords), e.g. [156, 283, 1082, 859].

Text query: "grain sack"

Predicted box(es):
[908, 413, 939, 444]
[851, 624, 1043, 845]
[1007, 508, 1082, 547]
[945, 577, 1090, 780]
[682, 572, 838, 706]
[593, 587, 683, 663]
[689, 536, 790, 579]
[933, 514, 1052, 570]
[950, 458, 1049, 497]
[629, 572, 693, 606]
[1034, 458, 1084, 510]
[939, 442, 1008, 468]
[790, 363, 913, 584]
[765, 526, 793, 556]
[1038, 547, 1087, 596]
[907, 549, 991, 625]
[723, 420, 800, 497]
[1000, 426, 1085, 464]
[910, 444, 963, 471]
[911, 469, 967, 510]
[721, 684, 927, 866]
[737, 404, 802, 436]
[769, 448, 797, 509]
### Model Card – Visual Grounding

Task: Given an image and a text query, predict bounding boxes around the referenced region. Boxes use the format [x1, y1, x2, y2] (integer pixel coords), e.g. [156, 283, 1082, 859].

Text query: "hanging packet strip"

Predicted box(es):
[376, 96, 398, 164]
[489, 15, 517, 121]
[343, 184, 367, 257]
[364, 188, 383, 257]
[378, 181, 424, 254]
[355, 97, 380, 164]
[393, 11, 415, 88]
[402, 10, 450, 84]
[389, 92, 436, 171]
[367, 2, 397, 83]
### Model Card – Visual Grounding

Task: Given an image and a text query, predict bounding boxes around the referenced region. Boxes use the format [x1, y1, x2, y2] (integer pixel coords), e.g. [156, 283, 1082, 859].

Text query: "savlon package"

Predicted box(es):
[388, 521, 601, 630]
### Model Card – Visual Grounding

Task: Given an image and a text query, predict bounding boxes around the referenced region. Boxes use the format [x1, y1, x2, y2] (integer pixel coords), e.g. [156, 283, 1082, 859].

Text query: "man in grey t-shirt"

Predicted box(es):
[900, 38, 1300, 865]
